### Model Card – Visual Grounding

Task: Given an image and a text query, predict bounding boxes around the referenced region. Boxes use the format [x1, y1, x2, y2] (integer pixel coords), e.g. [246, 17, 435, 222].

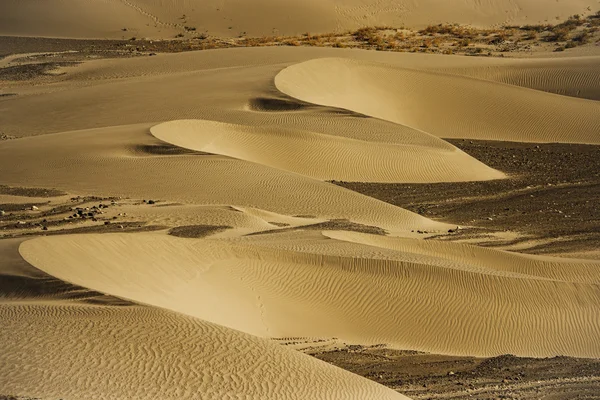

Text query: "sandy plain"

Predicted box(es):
[1, 2, 600, 399]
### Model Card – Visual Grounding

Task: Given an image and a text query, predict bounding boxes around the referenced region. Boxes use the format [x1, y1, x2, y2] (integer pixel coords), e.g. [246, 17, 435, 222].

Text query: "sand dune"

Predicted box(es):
[19, 231, 600, 358]
[4, 47, 597, 143]
[0, 0, 594, 39]
[276, 57, 600, 144]
[0, 240, 406, 400]
[3, 42, 600, 399]
[433, 56, 600, 101]
[0, 124, 450, 234]
[150, 119, 504, 182]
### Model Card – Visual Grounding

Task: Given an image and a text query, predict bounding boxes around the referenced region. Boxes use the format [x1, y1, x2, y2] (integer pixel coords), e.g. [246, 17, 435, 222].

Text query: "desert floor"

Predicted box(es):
[1, 3, 600, 399]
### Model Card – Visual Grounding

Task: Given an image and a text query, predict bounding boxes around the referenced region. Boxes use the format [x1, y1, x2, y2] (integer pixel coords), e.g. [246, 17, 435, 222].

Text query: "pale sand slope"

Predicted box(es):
[150, 119, 504, 182]
[431, 56, 600, 101]
[19, 230, 600, 358]
[1, 48, 596, 206]
[276, 57, 600, 144]
[2, 48, 598, 145]
[0, 0, 595, 39]
[0, 124, 450, 234]
[0, 240, 407, 400]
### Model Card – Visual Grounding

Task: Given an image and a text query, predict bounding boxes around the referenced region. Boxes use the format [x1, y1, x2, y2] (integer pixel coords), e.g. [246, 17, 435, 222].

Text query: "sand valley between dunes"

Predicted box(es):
[1, 3, 600, 398]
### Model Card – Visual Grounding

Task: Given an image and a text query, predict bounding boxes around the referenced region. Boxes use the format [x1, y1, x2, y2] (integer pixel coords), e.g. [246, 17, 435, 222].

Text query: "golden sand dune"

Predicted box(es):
[276, 57, 600, 144]
[0, 124, 448, 233]
[3, 44, 600, 399]
[150, 119, 504, 182]
[20, 231, 600, 358]
[4, 47, 597, 144]
[433, 56, 600, 101]
[0, 0, 593, 38]
[0, 241, 406, 400]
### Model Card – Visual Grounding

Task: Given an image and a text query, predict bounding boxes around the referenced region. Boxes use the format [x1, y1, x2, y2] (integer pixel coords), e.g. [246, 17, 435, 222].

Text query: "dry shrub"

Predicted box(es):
[523, 30, 538, 40]
[571, 30, 590, 43]
[353, 27, 380, 44]
[545, 27, 570, 41]
[516, 24, 553, 32]
[283, 39, 300, 46]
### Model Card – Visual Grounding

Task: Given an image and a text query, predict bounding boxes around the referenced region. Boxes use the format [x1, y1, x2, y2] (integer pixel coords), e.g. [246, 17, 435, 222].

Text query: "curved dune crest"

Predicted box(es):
[0, 268, 406, 400]
[0, 124, 449, 233]
[275, 58, 600, 144]
[2, 306, 408, 400]
[150, 119, 505, 182]
[20, 232, 600, 358]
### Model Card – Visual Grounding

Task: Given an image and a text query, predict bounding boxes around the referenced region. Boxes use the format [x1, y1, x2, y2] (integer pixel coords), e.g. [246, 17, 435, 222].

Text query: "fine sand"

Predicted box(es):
[1, 28, 599, 400]
[18, 230, 600, 358]
[0, 0, 595, 39]
[0, 239, 407, 400]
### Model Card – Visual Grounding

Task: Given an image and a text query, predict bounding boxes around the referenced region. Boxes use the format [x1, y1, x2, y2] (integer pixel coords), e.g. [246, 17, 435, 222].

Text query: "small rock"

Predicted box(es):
[448, 371, 455, 376]
[0, 210, 5, 216]
[104, 221, 111, 225]
[147, 200, 156, 205]
[31, 205, 39, 211]
[486, 217, 493, 221]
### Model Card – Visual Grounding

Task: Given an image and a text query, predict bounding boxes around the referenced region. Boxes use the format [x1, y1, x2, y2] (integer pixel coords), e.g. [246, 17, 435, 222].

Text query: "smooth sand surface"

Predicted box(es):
[2, 43, 600, 399]
[0, 0, 594, 39]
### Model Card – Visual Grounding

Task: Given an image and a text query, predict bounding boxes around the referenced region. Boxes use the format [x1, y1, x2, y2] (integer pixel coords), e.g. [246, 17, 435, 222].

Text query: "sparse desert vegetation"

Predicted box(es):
[2, 2, 600, 400]
[156, 11, 600, 57]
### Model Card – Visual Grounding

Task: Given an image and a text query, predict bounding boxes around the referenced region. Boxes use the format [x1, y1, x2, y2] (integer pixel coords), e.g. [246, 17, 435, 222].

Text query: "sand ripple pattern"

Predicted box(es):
[19, 232, 600, 358]
[0, 238, 406, 400]
[1, 304, 406, 399]
[150, 119, 504, 183]
[275, 58, 600, 144]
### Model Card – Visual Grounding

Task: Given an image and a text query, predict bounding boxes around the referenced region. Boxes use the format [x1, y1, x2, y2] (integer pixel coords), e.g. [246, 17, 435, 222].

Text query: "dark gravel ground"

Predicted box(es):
[0, 36, 192, 58]
[169, 225, 232, 238]
[314, 346, 600, 399]
[334, 140, 600, 255]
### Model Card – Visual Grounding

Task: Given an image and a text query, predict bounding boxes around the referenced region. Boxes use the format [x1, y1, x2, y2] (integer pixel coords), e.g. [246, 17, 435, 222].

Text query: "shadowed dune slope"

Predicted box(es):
[150, 119, 504, 182]
[20, 232, 600, 358]
[0, 241, 407, 400]
[275, 58, 600, 144]
[0, 0, 594, 39]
